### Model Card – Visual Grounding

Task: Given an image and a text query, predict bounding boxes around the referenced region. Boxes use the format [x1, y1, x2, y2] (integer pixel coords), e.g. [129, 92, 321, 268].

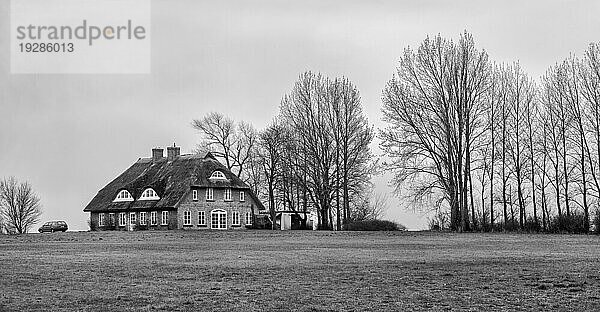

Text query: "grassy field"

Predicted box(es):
[0, 231, 599, 311]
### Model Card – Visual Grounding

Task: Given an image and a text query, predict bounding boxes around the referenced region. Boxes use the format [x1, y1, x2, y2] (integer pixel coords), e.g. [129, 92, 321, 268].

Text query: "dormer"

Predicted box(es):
[139, 188, 160, 200]
[209, 170, 227, 180]
[114, 190, 133, 202]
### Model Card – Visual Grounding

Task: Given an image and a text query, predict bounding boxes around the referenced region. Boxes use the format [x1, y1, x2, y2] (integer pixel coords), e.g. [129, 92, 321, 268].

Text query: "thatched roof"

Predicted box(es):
[83, 152, 264, 212]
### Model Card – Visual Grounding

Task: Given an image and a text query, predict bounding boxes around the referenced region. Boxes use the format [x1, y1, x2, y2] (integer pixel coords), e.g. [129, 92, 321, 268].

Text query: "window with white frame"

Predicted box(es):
[119, 213, 126, 226]
[198, 211, 205, 225]
[184, 211, 191, 225]
[99, 213, 105, 226]
[140, 212, 147, 225]
[211, 209, 227, 229]
[130, 212, 136, 225]
[245, 212, 252, 225]
[206, 188, 214, 200]
[150, 211, 157, 225]
[232, 211, 240, 225]
[224, 188, 232, 201]
[114, 190, 133, 202]
[210, 171, 226, 179]
[192, 189, 198, 201]
[161, 211, 168, 225]
[109, 213, 115, 226]
[239, 191, 245, 202]
[139, 188, 160, 200]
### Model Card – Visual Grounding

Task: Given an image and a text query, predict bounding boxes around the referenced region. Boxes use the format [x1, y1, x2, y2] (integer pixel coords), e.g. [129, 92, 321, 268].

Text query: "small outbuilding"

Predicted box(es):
[275, 211, 311, 230]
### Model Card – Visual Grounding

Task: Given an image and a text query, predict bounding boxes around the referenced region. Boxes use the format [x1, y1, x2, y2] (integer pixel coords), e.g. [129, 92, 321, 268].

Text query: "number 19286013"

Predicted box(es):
[19, 42, 74, 53]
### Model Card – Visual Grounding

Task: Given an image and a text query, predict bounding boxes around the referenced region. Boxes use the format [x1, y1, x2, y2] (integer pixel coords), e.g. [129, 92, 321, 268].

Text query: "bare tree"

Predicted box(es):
[0, 177, 42, 234]
[279, 71, 374, 230]
[327, 77, 374, 229]
[563, 55, 590, 232]
[0, 213, 5, 234]
[259, 120, 286, 229]
[350, 190, 388, 222]
[504, 63, 536, 229]
[381, 32, 491, 231]
[580, 43, 600, 202]
[192, 112, 236, 169]
[192, 112, 259, 187]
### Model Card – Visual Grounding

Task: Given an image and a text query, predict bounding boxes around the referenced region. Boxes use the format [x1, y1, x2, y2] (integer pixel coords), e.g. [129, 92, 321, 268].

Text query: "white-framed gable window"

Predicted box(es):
[206, 188, 214, 201]
[224, 188, 232, 201]
[198, 211, 206, 225]
[99, 213, 105, 226]
[150, 211, 157, 225]
[192, 189, 198, 201]
[139, 188, 160, 200]
[239, 191, 245, 202]
[184, 211, 191, 225]
[245, 212, 252, 225]
[114, 190, 133, 202]
[232, 211, 240, 225]
[140, 212, 147, 225]
[210, 171, 226, 179]
[119, 213, 126, 226]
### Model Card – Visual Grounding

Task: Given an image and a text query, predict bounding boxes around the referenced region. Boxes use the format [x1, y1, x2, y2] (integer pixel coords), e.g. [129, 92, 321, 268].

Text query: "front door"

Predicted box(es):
[211, 209, 227, 229]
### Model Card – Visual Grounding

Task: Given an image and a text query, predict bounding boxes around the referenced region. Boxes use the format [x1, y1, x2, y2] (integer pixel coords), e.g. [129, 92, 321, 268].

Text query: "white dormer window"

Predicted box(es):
[114, 190, 133, 202]
[210, 171, 226, 179]
[139, 188, 160, 200]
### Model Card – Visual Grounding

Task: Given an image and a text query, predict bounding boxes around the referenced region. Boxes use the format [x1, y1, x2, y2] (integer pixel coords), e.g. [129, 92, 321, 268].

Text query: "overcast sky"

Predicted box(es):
[1, 0, 599, 231]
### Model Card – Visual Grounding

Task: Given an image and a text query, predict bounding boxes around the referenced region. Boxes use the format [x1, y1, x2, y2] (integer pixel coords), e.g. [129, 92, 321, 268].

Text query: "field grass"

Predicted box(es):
[0, 231, 599, 311]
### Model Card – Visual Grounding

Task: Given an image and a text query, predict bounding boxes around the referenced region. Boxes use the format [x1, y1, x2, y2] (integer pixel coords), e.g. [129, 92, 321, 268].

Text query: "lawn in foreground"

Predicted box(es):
[0, 231, 599, 311]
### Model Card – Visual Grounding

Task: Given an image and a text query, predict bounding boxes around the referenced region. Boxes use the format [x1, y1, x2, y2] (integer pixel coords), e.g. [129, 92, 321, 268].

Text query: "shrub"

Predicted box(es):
[523, 216, 541, 232]
[427, 210, 449, 231]
[103, 215, 116, 230]
[136, 219, 148, 231]
[346, 220, 402, 231]
[494, 219, 520, 232]
[88, 218, 98, 231]
[549, 212, 587, 234]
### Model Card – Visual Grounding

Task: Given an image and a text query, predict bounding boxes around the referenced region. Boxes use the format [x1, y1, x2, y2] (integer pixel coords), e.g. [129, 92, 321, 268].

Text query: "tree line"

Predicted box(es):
[380, 31, 600, 233]
[193, 72, 378, 230]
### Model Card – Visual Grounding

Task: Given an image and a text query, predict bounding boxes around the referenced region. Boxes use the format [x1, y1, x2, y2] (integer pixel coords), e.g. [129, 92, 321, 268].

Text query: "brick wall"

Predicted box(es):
[89, 188, 261, 231]
[176, 187, 257, 230]
[91, 210, 177, 231]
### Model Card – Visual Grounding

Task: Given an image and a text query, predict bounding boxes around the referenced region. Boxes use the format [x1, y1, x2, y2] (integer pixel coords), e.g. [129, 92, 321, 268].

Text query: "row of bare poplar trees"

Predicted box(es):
[381, 32, 600, 232]
[193, 72, 375, 230]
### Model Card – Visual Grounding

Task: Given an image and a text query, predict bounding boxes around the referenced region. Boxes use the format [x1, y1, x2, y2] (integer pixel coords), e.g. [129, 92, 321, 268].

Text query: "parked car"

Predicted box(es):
[38, 221, 68, 233]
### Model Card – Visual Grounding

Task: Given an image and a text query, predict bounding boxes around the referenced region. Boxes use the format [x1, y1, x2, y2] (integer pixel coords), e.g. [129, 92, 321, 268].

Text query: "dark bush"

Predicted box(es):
[493, 219, 520, 232]
[346, 220, 402, 231]
[427, 210, 449, 231]
[136, 219, 148, 231]
[549, 212, 587, 234]
[250, 215, 273, 229]
[88, 218, 98, 231]
[103, 215, 116, 230]
[523, 216, 541, 232]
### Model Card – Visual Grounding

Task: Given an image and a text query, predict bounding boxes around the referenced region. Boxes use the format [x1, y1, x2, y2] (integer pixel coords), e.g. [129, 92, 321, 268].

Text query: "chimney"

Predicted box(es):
[152, 147, 164, 162]
[167, 144, 180, 161]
